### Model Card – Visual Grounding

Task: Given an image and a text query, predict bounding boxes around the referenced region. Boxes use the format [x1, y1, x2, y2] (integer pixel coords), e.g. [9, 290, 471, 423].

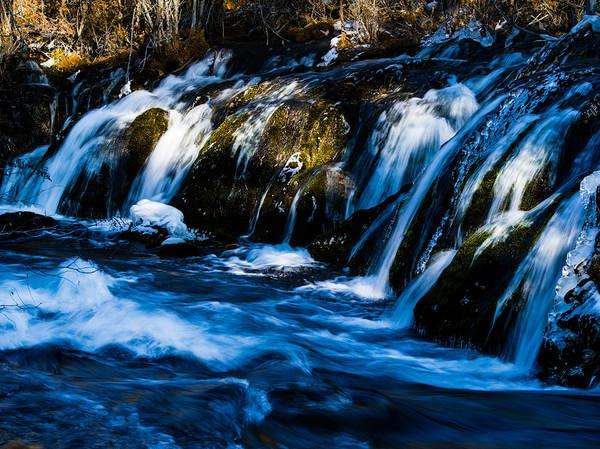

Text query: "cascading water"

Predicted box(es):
[2, 15, 600, 448]
[0, 51, 231, 215]
[282, 168, 323, 244]
[231, 81, 303, 179]
[453, 116, 538, 238]
[486, 110, 579, 222]
[390, 249, 456, 328]
[353, 84, 478, 212]
[126, 104, 213, 206]
[493, 193, 586, 370]
[363, 94, 504, 297]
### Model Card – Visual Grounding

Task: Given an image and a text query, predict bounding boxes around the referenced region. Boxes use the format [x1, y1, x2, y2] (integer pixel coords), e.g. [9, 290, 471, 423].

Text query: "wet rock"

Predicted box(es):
[539, 245, 600, 388]
[307, 191, 404, 270]
[250, 100, 350, 243]
[413, 209, 555, 352]
[0, 212, 58, 234]
[175, 90, 350, 242]
[119, 226, 169, 247]
[156, 240, 205, 258]
[61, 108, 169, 218]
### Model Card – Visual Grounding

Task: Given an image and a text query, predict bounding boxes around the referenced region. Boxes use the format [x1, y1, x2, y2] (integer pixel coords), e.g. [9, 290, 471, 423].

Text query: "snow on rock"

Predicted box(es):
[119, 80, 132, 98]
[130, 199, 193, 239]
[318, 36, 341, 67]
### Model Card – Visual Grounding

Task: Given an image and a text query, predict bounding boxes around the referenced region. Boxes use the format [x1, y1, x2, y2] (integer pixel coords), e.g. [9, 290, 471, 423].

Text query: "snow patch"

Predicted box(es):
[130, 199, 193, 239]
[318, 36, 341, 67]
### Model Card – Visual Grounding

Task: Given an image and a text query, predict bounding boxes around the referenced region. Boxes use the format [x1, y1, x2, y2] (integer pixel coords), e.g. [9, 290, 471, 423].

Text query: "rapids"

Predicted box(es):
[0, 225, 598, 448]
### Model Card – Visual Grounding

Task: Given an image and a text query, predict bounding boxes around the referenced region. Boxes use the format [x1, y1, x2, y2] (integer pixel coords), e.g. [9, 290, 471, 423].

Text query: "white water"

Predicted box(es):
[231, 81, 302, 179]
[454, 116, 538, 238]
[486, 110, 578, 221]
[126, 103, 213, 205]
[364, 95, 506, 296]
[0, 258, 246, 365]
[354, 84, 478, 211]
[0, 51, 231, 215]
[282, 168, 322, 244]
[219, 243, 320, 274]
[494, 193, 587, 370]
[391, 250, 456, 328]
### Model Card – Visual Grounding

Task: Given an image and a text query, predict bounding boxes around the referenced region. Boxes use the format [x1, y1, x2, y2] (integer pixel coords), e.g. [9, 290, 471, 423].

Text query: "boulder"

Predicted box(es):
[61, 108, 169, 218]
[175, 87, 350, 242]
[0, 212, 58, 234]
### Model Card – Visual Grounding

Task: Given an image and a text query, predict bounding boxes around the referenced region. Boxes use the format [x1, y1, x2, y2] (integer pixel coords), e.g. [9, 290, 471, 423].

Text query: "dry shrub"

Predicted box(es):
[439, 0, 586, 34]
[349, 0, 389, 43]
[47, 48, 88, 73]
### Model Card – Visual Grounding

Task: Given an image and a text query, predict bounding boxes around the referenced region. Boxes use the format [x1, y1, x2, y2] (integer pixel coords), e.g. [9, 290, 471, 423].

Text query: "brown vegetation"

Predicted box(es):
[0, 0, 596, 76]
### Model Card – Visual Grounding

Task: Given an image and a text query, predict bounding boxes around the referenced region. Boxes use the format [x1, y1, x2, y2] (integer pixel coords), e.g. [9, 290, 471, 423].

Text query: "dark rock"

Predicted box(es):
[60, 108, 169, 218]
[157, 241, 205, 258]
[118, 227, 169, 247]
[413, 206, 556, 352]
[0, 212, 58, 234]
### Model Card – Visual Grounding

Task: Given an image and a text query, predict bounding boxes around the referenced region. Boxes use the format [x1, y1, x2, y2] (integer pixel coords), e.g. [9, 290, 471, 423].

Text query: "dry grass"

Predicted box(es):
[0, 0, 220, 73]
[349, 0, 388, 43]
[0, 0, 594, 76]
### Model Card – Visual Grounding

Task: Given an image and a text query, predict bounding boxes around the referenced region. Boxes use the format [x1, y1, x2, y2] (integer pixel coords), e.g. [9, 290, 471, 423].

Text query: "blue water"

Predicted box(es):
[0, 221, 599, 449]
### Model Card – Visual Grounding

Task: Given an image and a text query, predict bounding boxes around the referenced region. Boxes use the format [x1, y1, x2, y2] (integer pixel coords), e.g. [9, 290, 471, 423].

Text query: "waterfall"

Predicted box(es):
[231, 81, 303, 179]
[486, 110, 579, 222]
[493, 191, 588, 371]
[0, 51, 231, 215]
[0, 145, 49, 208]
[391, 249, 456, 328]
[454, 116, 538, 238]
[282, 168, 323, 244]
[353, 84, 478, 212]
[364, 95, 506, 296]
[126, 104, 214, 206]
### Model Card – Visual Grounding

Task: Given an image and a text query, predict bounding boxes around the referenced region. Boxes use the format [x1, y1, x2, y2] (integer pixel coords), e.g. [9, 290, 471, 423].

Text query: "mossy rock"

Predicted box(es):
[124, 108, 170, 173]
[176, 90, 349, 241]
[286, 21, 334, 43]
[413, 208, 554, 352]
[307, 190, 404, 270]
[224, 83, 273, 113]
[250, 99, 349, 243]
[285, 167, 352, 246]
[174, 112, 256, 240]
[60, 108, 169, 218]
[520, 162, 555, 211]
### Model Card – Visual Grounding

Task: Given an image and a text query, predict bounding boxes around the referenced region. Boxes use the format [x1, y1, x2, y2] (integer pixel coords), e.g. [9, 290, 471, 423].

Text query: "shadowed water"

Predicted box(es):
[0, 226, 599, 449]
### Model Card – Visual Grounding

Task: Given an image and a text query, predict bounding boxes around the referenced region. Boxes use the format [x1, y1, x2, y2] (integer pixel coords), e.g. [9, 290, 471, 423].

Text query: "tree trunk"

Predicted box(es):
[586, 0, 597, 15]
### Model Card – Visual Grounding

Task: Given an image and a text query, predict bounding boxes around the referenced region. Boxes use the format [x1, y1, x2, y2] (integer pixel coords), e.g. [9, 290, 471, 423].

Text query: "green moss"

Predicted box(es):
[413, 207, 556, 352]
[125, 108, 169, 169]
[201, 112, 249, 156]
[250, 99, 349, 242]
[520, 163, 554, 211]
[226, 83, 272, 112]
[461, 166, 499, 236]
[59, 107, 169, 218]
